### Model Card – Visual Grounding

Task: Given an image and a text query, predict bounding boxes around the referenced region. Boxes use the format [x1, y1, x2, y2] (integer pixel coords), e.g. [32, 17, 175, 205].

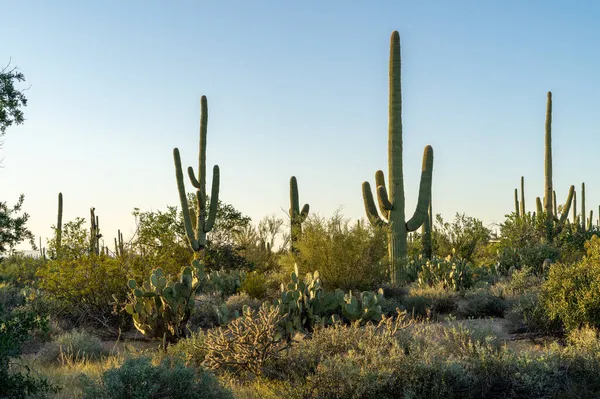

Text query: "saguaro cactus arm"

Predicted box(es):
[174, 148, 201, 251]
[406, 145, 434, 232]
[362, 182, 386, 227]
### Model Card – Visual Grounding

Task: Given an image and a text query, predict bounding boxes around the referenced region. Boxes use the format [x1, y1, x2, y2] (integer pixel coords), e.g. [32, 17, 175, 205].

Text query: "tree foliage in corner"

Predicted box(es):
[0, 194, 36, 258]
[0, 61, 27, 135]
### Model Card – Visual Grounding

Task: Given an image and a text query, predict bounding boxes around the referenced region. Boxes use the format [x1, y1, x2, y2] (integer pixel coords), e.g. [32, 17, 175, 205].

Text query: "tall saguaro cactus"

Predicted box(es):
[56, 192, 63, 255]
[581, 182, 586, 231]
[89, 207, 101, 255]
[173, 96, 220, 253]
[362, 31, 434, 285]
[289, 176, 309, 255]
[541, 92, 574, 234]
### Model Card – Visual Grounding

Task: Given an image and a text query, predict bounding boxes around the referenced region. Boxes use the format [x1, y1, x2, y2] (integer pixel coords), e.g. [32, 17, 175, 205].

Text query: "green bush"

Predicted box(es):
[239, 271, 269, 299]
[36, 255, 129, 329]
[0, 306, 55, 398]
[541, 235, 600, 331]
[283, 212, 387, 291]
[505, 291, 560, 334]
[189, 294, 223, 330]
[82, 356, 233, 399]
[38, 330, 107, 364]
[457, 288, 506, 318]
[0, 282, 25, 314]
[258, 319, 600, 398]
[0, 254, 45, 287]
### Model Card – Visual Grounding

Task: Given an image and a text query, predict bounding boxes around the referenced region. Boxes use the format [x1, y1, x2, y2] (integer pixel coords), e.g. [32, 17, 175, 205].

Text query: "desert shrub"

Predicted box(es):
[165, 330, 207, 369]
[408, 284, 458, 314]
[38, 330, 107, 364]
[566, 326, 600, 352]
[0, 254, 45, 287]
[189, 293, 223, 330]
[283, 212, 387, 291]
[433, 213, 491, 263]
[0, 282, 25, 313]
[224, 292, 261, 315]
[128, 207, 193, 278]
[400, 295, 433, 318]
[505, 290, 561, 334]
[457, 288, 506, 318]
[255, 316, 600, 398]
[541, 235, 600, 331]
[36, 255, 129, 330]
[82, 356, 233, 399]
[239, 271, 269, 299]
[0, 306, 55, 398]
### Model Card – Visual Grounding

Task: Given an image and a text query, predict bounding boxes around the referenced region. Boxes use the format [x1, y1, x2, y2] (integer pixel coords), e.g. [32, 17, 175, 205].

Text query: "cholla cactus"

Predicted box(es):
[200, 303, 285, 375]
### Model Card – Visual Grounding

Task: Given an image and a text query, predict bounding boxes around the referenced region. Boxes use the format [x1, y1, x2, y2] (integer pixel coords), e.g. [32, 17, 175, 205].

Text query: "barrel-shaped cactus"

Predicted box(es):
[362, 31, 434, 285]
[173, 96, 220, 253]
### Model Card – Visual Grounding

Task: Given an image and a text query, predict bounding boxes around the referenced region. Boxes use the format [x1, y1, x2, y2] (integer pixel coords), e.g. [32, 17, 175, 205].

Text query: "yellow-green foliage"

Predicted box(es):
[36, 255, 129, 324]
[281, 212, 387, 291]
[541, 235, 600, 331]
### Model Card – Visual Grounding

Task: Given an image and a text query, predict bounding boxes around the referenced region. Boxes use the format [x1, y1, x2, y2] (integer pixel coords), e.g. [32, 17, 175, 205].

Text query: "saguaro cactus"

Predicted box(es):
[173, 96, 220, 253]
[541, 92, 574, 233]
[289, 176, 309, 255]
[421, 192, 433, 259]
[56, 192, 63, 254]
[520, 176, 525, 216]
[581, 182, 586, 231]
[114, 229, 125, 257]
[362, 31, 434, 285]
[89, 207, 101, 255]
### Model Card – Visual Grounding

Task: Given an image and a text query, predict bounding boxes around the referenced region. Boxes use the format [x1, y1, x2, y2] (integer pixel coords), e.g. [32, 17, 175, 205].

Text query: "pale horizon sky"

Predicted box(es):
[2, 1, 599, 251]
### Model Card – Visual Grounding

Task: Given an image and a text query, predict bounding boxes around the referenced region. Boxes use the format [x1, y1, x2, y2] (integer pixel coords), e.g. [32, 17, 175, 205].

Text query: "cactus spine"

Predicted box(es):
[289, 176, 309, 255]
[173, 96, 220, 253]
[362, 31, 434, 285]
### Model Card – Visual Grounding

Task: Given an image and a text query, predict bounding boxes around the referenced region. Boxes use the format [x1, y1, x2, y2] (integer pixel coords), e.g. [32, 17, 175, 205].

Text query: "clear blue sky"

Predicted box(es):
[2, 1, 599, 250]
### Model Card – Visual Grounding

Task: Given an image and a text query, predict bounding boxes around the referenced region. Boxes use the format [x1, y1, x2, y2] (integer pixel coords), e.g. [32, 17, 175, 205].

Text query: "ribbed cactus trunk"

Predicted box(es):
[362, 31, 434, 286]
[582, 182, 586, 231]
[544, 92, 553, 221]
[520, 176, 525, 216]
[514, 189, 519, 216]
[573, 190, 577, 224]
[56, 192, 63, 256]
[289, 176, 309, 255]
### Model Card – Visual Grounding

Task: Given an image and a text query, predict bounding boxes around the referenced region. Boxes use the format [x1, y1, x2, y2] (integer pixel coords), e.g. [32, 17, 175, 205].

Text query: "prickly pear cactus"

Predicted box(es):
[274, 265, 340, 338]
[125, 260, 206, 342]
[340, 289, 384, 323]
